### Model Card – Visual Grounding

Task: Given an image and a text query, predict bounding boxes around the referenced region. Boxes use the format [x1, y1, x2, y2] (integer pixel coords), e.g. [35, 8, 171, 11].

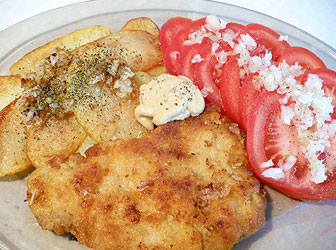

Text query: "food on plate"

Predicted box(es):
[0, 75, 23, 110]
[0, 100, 31, 176]
[27, 105, 266, 250]
[121, 17, 160, 37]
[0, 18, 163, 175]
[161, 14, 336, 200]
[10, 26, 112, 76]
[0, 11, 334, 250]
[135, 74, 205, 130]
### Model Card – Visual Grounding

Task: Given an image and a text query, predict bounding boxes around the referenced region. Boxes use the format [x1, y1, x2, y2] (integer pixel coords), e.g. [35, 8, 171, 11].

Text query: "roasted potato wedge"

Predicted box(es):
[10, 26, 112, 76]
[26, 114, 86, 168]
[0, 101, 31, 176]
[121, 17, 160, 38]
[0, 75, 23, 111]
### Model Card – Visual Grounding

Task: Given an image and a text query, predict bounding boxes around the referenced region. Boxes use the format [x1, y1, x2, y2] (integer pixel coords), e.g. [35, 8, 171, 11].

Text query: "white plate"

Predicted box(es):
[0, 0, 335, 249]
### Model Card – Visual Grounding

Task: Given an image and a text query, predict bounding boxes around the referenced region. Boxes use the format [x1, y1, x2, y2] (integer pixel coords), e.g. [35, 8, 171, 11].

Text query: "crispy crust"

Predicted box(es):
[27, 105, 266, 250]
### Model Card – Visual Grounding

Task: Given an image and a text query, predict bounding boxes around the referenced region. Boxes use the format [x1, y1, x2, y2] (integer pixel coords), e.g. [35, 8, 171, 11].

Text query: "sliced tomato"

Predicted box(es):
[239, 76, 260, 130]
[172, 18, 206, 50]
[223, 22, 245, 34]
[244, 23, 290, 60]
[219, 55, 243, 125]
[246, 91, 336, 200]
[301, 68, 336, 119]
[278, 47, 327, 70]
[176, 43, 203, 81]
[163, 18, 206, 76]
[194, 43, 222, 107]
[163, 47, 181, 75]
[160, 17, 192, 55]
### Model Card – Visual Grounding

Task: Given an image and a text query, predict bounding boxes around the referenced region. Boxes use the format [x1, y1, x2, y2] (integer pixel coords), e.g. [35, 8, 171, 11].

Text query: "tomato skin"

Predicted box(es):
[219, 55, 243, 126]
[244, 23, 290, 59]
[278, 46, 327, 70]
[246, 91, 336, 200]
[224, 22, 245, 34]
[160, 17, 192, 55]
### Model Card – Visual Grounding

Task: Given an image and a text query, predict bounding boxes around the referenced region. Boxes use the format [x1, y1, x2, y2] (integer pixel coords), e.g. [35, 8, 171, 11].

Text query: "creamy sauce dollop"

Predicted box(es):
[135, 74, 205, 130]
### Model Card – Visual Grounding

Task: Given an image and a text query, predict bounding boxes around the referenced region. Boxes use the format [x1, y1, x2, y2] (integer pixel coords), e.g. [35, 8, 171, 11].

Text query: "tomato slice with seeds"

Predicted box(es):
[160, 17, 192, 55]
[278, 47, 327, 70]
[246, 91, 336, 200]
[243, 23, 290, 60]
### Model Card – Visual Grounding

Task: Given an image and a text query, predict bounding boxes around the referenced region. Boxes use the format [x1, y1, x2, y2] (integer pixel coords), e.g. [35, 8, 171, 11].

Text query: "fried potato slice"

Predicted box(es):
[121, 17, 160, 38]
[0, 75, 23, 111]
[26, 114, 86, 168]
[73, 84, 147, 143]
[10, 26, 112, 76]
[78, 30, 163, 72]
[146, 65, 167, 76]
[134, 65, 167, 86]
[0, 101, 31, 176]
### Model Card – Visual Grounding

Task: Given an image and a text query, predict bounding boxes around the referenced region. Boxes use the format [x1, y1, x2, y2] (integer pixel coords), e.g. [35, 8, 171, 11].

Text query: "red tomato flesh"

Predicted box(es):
[160, 17, 192, 55]
[278, 46, 327, 70]
[194, 43, 222, 107]
[238, 76, 260, 130]
[219, 55, 243, 126]
[301, 68, 336, 119]
[244, 23, 290, 60]
[246, 91, 336, 200]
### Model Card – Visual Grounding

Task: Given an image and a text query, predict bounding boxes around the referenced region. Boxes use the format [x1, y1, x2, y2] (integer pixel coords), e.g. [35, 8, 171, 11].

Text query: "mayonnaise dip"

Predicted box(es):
[135, 74, 205, 130]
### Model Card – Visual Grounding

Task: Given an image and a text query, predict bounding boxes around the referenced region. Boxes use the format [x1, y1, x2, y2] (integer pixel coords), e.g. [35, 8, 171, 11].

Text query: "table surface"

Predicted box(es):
[0, 0, 335, 49]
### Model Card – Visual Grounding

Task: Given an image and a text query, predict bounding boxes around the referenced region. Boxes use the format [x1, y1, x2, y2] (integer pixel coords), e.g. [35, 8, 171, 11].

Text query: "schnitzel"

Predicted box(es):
[27, 105, 266, 250]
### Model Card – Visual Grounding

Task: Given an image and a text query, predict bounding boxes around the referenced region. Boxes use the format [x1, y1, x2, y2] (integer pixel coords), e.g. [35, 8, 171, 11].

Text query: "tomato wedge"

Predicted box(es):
[278, 47, 327, 70]
[219, 55, 243, 125]
[244, 23, 290, 60]
[246, 91, 336, 200]
[160, 17, 192, 55]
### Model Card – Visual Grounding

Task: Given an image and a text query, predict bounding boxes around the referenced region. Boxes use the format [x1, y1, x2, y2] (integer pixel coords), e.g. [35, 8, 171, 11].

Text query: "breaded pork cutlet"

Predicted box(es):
[27, 105, 266, 250]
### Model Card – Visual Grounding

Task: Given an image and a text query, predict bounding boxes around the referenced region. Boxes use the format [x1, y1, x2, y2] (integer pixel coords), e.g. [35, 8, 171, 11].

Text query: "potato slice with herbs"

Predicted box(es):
[80, 30, 163, 72]
[73, 84, 147, 143]
[121, 17, 160, 38]
[0, 75, 23, 111]
[26, 114, 86, 168]
[10, 26, 112, 76]
[0, 101, 31, 176]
